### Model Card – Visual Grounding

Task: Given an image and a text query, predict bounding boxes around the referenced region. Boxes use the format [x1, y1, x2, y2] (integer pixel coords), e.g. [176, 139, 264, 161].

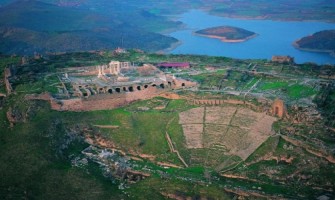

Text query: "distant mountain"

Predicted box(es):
[0, 26, 178, 55]
[294, 30, 335, 56]
[0, 0, 103, 32]
[0, 0, 181, 55]
[4, 0, 334, 22]
[208, 0, 335, 22]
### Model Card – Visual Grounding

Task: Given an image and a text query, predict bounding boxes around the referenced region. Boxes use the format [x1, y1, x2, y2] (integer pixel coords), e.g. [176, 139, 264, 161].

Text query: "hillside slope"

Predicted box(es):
[0, 0, 180, 55]
[294, 30, 335, 56]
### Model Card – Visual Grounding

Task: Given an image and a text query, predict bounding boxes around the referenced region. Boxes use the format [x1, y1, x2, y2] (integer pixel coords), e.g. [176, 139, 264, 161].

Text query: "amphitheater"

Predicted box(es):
[179, 105, 277, 160]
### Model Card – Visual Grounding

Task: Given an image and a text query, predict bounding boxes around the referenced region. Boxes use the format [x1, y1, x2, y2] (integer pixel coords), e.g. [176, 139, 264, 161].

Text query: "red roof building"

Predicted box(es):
[157, 62, 190, 69]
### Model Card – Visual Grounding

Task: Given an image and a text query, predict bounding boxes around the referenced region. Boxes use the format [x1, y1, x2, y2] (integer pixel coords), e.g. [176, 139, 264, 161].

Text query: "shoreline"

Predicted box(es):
[157, 40, 183, 54]
[158, 23, 187, 35]
[293, 40, 335, 57]
[188, 8, 335, 23]
[194, 32, 258, 43]
[207, 10, 335, 23]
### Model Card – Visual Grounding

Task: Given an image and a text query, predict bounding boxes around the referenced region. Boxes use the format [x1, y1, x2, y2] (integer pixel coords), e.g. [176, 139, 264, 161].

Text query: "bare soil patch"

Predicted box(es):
[181, 124, 204, 148]
[179, 107, 204, 124]
[205, 106, 237, 125]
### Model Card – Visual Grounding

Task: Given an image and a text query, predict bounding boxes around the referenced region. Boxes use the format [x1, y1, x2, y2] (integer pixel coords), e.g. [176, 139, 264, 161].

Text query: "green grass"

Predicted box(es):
[1, 51, 334, 199]
[286, 84, 317, 99]
[0, 56, 20, 93]
[165, 99, 193, 111]
[258, 80, 317, 99]
[216, 69, 226, 75]
[127, 177, 230, 200]
[259, 81, 289, 90]
[243, 77, 259, 90]
[186, 71, 228, 89]
[0, 101, 124, 199]
[245, 136, 280, 162]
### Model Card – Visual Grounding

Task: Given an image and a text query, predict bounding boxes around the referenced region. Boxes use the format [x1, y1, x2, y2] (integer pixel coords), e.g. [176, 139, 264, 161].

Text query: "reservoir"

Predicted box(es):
[168, 10, 335, 64]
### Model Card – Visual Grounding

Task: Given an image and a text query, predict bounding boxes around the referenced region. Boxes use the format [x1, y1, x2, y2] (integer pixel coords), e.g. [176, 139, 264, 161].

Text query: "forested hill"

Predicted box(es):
[0, 0, 181, 55]
[294, 30, 335, 55]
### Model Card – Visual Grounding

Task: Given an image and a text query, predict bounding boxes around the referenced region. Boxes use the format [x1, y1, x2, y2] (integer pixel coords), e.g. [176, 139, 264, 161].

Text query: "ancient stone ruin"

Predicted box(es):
[271, 55, 294, 63]
[271, 99, 287, 118]
[179, 105, 277, 160]
[26, 60, 197, 111]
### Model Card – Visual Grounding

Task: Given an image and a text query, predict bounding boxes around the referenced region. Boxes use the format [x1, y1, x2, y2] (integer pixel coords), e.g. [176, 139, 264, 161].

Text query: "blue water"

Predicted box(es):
[168, 10, 335, 65]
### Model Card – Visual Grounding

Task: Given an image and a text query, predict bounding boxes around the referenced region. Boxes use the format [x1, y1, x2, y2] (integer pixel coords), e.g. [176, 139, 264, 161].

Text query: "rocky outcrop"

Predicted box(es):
[4, 67, 13, 95]
[289, 105, 321, 124]
[6, 107, 24, 127]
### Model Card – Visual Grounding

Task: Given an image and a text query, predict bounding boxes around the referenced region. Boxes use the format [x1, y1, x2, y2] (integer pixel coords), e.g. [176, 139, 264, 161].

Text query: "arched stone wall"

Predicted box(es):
[271, 99, 286, 118]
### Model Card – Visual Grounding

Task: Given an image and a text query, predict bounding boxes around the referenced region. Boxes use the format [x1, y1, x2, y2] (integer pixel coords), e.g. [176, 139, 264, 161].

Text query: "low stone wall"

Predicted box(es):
[192, 99, 261, 111]
[27, 87, 168, 111]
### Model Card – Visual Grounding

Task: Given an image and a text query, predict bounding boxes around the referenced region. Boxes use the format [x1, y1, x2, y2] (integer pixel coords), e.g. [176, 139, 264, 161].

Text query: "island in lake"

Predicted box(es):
[194, 26, 258, 42]
[293, 30, 335, 56]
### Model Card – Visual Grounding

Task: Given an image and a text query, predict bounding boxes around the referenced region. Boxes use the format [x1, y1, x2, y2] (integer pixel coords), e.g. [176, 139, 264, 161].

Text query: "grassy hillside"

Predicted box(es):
[0, 27, 178, 55]
[1, 51, 335, 199]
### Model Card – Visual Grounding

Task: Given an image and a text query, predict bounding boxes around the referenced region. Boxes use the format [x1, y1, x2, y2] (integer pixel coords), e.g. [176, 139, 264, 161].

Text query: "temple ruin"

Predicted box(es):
[28, 60, 197, 111]
[97, 61, 131, 77]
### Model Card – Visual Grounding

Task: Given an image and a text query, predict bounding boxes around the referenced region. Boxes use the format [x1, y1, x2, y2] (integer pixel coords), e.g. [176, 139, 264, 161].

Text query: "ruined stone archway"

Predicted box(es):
[144, 85, 148, 89]
[108, 89, 113, 94]
[159, 83, 165, 89]
[115, 88, 121, 93]
[129, 86, 134, 92]
[275, 106, 279, 116]
[181, 83, 185, 87]
[152, 84, 157, 87]
[137, 86, 141, 90]
[123, 87, 128, 92]
[271, 99, 286, 118]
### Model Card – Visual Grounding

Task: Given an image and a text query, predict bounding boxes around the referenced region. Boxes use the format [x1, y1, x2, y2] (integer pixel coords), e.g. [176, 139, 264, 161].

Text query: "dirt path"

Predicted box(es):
[165, 117, 189, 167]
[244, 78, 262, 98]
[165, 132, 189, 167]
[93, 125, 119, 129]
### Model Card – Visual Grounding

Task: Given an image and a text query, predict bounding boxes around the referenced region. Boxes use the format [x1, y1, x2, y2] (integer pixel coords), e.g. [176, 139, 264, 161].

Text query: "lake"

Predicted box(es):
[168, 10, 335, 65]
